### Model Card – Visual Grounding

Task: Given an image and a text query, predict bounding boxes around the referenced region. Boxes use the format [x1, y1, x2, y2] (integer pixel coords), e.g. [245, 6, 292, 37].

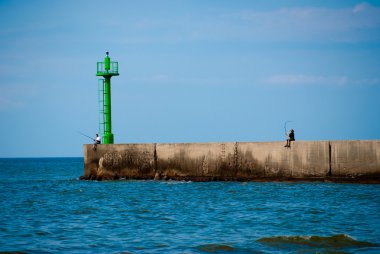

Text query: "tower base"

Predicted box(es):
[103, 133, 114, 144]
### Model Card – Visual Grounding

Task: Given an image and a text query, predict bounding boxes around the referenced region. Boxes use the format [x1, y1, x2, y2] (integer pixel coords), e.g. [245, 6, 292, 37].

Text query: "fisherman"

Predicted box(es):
[93, 134, 101, 151]
[284, 129, 295, 148]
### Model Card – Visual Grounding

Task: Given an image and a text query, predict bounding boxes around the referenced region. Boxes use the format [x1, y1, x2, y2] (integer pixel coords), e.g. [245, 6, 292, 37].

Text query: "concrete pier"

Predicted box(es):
[82, 140, 380, 183]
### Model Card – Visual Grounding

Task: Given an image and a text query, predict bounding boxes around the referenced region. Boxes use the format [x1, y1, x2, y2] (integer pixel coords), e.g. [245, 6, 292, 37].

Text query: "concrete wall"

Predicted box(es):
[82, 140, 380, 182]
[156, 142, 236, 179]
[237, 141, 330, 178]
[330, 140, 380, 177]
[84, 144, 156, 179]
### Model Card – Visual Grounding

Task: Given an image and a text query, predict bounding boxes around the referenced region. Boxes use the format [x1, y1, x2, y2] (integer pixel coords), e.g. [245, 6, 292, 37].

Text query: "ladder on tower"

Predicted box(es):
[98, 79, 105, 143]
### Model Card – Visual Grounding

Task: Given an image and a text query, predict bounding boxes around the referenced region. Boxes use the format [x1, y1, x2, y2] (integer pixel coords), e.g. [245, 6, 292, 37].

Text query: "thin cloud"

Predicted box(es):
[353, 2, 371, 13]
[131, 74, 169, 82]
[0, 96, 23, 110]
[352, 78, 380, 86]
[263, 75, 380, 86]
[0, 84, 37, 111]
[223, 2, 380, 42]
[111, 2, 380, 45]
[263, 75, 349, 86]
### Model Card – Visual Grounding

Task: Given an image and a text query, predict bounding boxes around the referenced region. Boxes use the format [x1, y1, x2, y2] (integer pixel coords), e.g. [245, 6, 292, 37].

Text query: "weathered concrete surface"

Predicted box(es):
[156, 143, 236, 180]
[330, 140, 380, 178]
[84, 144, 155, 180]
[82, 140, 380, 182]
[237, 141, 330, 178]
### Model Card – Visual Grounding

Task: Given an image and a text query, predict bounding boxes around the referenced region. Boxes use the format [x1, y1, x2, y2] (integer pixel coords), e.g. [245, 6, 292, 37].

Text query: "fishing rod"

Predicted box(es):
[77, 131, 95, 141]
[284, 121, 294, 137]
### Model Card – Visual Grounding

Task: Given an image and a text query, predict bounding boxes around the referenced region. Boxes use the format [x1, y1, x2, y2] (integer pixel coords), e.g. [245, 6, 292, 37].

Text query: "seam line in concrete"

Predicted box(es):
[329, 141, 332, 176]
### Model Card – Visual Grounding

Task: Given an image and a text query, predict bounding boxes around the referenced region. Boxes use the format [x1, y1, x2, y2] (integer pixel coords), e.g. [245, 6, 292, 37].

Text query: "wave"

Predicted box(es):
[195, 244, 235, 253]
[257, 234, 378, 252]
[195, 243, 269, 253]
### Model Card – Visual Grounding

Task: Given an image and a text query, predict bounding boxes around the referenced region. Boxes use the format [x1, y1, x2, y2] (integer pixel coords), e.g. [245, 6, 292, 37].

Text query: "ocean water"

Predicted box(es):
[0, 158, 379, 254]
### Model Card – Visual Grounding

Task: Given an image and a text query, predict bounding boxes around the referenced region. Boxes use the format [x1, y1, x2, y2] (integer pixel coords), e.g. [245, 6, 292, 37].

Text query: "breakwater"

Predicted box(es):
[82, 140, 380, 182]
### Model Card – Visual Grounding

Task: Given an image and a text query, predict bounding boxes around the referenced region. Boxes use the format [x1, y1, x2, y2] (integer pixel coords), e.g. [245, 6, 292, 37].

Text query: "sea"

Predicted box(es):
[0, 157, 379, 254]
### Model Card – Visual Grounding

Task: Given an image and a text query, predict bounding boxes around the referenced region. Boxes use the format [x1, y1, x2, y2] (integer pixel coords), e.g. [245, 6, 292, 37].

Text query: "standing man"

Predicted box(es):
[93, 134, 101, 151]
[285, 129, 295, 148]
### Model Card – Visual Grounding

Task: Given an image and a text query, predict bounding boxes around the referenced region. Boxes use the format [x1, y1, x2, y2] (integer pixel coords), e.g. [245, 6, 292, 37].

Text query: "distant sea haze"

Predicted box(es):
[0, 158, 379, 253]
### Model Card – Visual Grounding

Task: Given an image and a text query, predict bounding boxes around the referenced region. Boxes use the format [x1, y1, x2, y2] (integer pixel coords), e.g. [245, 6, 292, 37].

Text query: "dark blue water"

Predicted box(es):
[0, 158, 379, 254]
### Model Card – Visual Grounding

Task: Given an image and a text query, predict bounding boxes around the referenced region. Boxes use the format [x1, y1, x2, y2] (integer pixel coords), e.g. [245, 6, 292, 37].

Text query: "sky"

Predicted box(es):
[1, 0, 380, 157]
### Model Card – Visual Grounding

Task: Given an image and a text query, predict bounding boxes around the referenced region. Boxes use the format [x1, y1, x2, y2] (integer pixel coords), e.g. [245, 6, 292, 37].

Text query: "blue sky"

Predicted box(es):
[1, 0, 380, 157]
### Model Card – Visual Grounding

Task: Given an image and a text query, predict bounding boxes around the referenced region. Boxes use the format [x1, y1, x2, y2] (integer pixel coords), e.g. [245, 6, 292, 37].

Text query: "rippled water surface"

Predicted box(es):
[0, 158, 379, 253]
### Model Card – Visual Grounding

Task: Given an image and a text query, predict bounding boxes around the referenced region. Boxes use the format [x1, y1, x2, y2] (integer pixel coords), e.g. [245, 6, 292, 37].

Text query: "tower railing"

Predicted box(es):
[97, 61, 119, 75]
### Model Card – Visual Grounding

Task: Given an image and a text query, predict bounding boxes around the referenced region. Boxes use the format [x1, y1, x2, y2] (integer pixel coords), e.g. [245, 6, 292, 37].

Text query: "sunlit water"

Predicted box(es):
[0, 158, 379, 253]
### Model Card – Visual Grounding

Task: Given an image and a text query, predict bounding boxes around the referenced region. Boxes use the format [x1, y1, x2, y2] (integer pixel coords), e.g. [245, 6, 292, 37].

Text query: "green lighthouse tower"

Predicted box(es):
[96, 52, 119, 144]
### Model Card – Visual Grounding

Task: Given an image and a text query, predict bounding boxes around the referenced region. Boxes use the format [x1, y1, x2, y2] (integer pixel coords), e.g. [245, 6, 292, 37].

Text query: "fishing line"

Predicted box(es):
[77, 131, 95, 141]
[284, 121, 294, 137]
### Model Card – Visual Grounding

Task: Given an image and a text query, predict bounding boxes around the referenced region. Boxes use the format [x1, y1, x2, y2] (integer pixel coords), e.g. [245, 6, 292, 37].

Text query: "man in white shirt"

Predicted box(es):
[93, 134, 101, 151]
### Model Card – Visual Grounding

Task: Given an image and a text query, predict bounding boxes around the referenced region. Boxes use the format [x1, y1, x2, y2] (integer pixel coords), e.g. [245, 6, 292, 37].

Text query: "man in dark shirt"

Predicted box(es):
[285, 129, 295, 148]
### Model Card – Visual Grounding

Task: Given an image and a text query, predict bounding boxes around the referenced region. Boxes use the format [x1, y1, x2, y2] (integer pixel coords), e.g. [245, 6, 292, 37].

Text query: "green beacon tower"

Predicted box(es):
[96, 52, 119, 144]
